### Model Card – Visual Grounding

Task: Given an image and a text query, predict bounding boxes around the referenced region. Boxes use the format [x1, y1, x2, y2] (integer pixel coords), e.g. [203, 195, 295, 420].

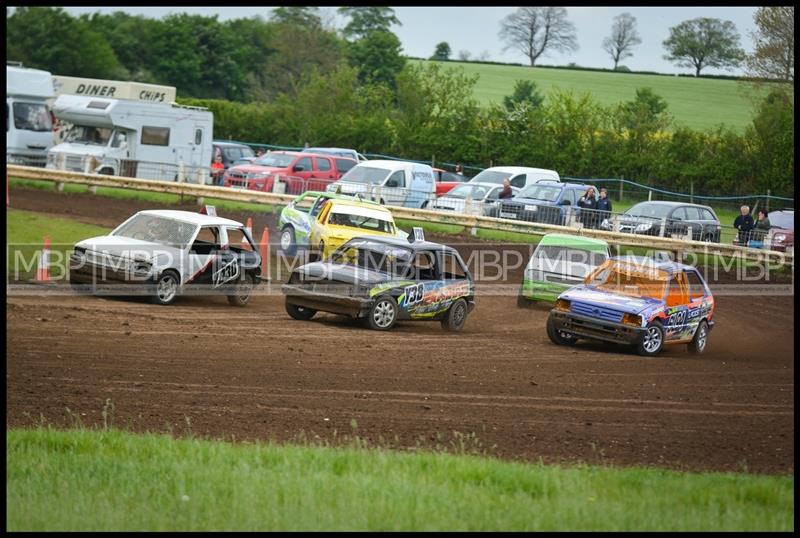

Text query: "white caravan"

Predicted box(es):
[7, 64, 55, 165]
[468, 166, 560, 189]
[47, 94, 213, 183]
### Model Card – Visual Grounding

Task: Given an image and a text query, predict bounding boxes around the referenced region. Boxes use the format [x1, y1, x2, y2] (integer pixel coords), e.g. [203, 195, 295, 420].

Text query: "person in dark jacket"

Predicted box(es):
[733, 205, 755, 245]
[751, 208, 771, 246]
[596, 187, 613, 223]
[577, 186, 598, 228]
[498, 178, 514, 199]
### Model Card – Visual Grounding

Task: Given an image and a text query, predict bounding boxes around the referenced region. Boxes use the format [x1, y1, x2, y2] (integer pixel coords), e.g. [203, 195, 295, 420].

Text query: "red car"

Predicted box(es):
[223, 151, 356, 195]
[433, 168, 469, 197]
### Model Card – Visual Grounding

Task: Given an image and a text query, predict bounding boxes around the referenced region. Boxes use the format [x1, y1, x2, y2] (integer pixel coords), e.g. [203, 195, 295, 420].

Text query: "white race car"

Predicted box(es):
[69, 209, 262, 306]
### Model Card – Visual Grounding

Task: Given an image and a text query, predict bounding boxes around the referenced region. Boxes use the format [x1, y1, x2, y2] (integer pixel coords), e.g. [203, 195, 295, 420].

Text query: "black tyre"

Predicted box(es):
[635, 320, 665, 357]
[285, 300, 316, 321]
[687, 320, 710, 355]
[546, 315, 578, 346]
[227, 273, 256, 307]
[366, 295, 398, 331]
[152, 271, 179, 306]
[441, 298, 468, 332]
[280, 225, 297, 256]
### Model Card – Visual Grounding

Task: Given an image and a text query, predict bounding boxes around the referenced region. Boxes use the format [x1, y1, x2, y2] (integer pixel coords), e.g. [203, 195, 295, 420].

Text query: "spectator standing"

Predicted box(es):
[498, 178, 514, 199]
[210, 154, 225, 186]
[455, 163, 464, 174]
[733, 205, 755, 245]
[596, 187, 612, 223]
[752, 208, 771, 247]
[577, 186, 598, 228]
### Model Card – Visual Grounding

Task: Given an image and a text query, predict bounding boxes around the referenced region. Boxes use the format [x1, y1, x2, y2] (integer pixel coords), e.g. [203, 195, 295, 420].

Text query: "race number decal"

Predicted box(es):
[404, 283, 424, 306]
[666, 310, 687, 328]
[213, 258, 240, 288]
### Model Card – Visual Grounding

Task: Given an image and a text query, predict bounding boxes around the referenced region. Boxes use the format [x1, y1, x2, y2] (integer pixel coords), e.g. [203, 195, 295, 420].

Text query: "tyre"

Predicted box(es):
[152, 271, 179, 305]
[703, 233, 715, 242]
[441, 298, 468, 332]
[285, 299, 316, 320]
[227, 273, 256, 307]
[546, 315, 578, 346]
[280, 225, 297, 256]
[421, 201, 429, 209]
[366, 295, 398, 331]
[687, 320, 710, 355]
[635, 320, 665, 357]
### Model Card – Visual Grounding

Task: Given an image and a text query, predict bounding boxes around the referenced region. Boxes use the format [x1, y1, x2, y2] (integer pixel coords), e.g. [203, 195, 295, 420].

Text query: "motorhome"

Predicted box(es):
[7, 63, 55, 166]
[47, 93, 213, 183]
[326, 160, 436, 209]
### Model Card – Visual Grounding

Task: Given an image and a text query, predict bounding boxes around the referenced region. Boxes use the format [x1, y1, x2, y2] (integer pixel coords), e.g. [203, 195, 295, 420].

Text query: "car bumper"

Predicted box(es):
[549, 310, 646, 345]
[69, 255, 156, 291]
[282, 283, 374, 317]
[522, 279, 569, 303]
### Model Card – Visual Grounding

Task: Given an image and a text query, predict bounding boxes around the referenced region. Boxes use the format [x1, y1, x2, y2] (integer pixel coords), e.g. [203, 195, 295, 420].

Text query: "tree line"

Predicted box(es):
[5, 6, 794, 197]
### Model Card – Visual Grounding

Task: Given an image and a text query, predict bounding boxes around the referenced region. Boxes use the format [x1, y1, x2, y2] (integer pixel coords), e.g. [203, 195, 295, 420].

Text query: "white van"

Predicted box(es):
[326, 160, 436, 209]
[6, 64, 55, 166]
[468, 166, 560, 189]
[47, 94, 213, 183]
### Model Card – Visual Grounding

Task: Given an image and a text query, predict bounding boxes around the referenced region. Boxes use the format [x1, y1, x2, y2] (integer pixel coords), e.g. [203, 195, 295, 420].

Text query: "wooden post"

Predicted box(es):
[648, 190, 653, 201]
[690, 180, 694, 204]
[619, 176, 624, 202]
[431, 154, 435, 169]
[766, 190, 770, 212]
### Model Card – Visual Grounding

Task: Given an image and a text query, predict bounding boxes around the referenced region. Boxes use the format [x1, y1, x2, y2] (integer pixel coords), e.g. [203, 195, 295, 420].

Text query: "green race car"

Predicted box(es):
[519, 233, 611, 305]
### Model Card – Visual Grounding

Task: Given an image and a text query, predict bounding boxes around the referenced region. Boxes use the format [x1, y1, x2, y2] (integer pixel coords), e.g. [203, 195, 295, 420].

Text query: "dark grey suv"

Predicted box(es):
[600, 201, 722, 242]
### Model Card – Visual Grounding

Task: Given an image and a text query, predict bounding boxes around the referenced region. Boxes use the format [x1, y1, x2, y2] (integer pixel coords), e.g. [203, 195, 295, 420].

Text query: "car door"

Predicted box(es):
[406, 164, 435, 208]
[669, 207, 688, 238]
[186, 225, 226, 289]
[663, 271, 691, 341]
[683, 206, 704, 240]
[382, 169, 407, 206]
[684, 269, 712, 338]
[223, 226, 259, 281]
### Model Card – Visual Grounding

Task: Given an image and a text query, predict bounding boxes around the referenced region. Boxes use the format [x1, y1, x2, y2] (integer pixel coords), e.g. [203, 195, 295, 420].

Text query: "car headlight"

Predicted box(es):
[250, 172, 271, 180]
[635, 223, 652, 232]
[622, 313, 642, 327]
[554, 299, 571, 312]
[773, 234, 786, 242]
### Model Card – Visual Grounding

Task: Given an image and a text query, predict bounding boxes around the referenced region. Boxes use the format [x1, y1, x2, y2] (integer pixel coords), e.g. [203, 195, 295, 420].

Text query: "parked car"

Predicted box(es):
[278, 191, 407, 257]
[212, 141, 256, 170]
[432, 182, 520, 215]
[547, 255, 715, 356]
[326, 160, 436, 209]
[432, 167, 470, 196]
[69, 209, 261, 306]
[519, 233, 611, 305]
[468, 166, 560, 189]
[223, 151, 356, 195]
[600, 201, 721, 242]
[494, 182, 594, 224]
[283, 235, 475, 331]
[766, 209, 794, 253]
[305, 147, 368, 163]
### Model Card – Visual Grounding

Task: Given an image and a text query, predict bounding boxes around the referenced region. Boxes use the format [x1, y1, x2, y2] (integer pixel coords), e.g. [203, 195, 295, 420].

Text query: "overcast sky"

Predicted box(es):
[49, 6, 759, 75]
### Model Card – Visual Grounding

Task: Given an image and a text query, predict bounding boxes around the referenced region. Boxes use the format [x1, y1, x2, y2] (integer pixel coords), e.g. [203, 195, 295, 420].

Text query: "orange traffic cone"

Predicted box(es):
[36, 236, 51, 282]
[259, 227, 270, 282]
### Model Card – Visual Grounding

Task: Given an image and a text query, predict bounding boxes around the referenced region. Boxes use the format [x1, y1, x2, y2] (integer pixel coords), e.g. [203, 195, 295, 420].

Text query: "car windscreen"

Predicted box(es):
[533, 245, 608, 272]
[625, 203, 673, 219]
[328, 210, 395, 234]
[468, 170, 511, 184]
[445, 184, 492, 200]
[254, 152, 295, 167]
[329, 239, 413, 277]
[587, 260, 669, 300]
[340, 166, 392, 184]
[769, 211, 794, 230]
[112, 214, 197, 249]
[13, 102, 52, 132]
[66, 125, 112, 146]
[517, 184, 561, 202]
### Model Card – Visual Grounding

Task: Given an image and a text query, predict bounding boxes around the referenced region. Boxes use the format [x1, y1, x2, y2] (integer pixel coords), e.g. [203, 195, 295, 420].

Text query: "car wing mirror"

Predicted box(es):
[294, 165, 305, 172]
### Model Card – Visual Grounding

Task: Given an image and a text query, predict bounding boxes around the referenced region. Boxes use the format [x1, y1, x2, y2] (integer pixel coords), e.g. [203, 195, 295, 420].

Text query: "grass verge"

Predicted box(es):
[6, 427, 793, 532]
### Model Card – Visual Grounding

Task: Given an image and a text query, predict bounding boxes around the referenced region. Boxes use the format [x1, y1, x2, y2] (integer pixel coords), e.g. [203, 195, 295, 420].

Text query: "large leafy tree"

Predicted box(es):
[663, 17, 745, 76]
[602, 13, 642, 70]
[270, 6, 321, 28]
[346, 30, 406, 90]
[498, 7, 578, 67]
[430, 42, 451, 61]
[503, 80, 545, 111]
[746, 6, 793, 83]
[338, 6, 401, 39]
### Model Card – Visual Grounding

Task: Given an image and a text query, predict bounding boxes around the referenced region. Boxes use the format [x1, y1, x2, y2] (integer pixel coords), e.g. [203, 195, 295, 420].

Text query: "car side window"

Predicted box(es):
[666, 272, 690, 307]
[295, 157, 312, 172]
[386, 170, 405, 188]
[191, 226, 221, 255]
[309, 197, 328, 217]
[671, 208, 688, 221]
[440, 252, 468, 280]
[317, 157, 332, 172]
[510, 174, 526, 188]
[225, 227, 254, 252]
[335, 158, 355, 174]
[486, 188, 499, 200]
[701, 208, 717, 221]
[411, 252, 438, 280]
[684, 207, 701, 220]
[685, 270, 708, 301]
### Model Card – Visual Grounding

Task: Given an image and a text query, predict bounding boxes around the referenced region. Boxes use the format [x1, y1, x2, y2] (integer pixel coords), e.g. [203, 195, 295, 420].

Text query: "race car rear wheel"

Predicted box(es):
[153, 270, 179, 306]
[441, 298, 468, 331]
[227, 273, 256, 307]
[635, 320, 664, 357]
[285, 300, 316, 321]
[280, 225, 297, 256]
[687, 320, 709, 355]
[546, 315, 578, 346]
[366, 295, 398, 331]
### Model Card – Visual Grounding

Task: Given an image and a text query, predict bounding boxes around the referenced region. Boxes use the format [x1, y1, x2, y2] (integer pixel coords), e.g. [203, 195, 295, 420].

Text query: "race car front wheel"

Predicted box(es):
[227, 273, 256, 307]
[285, 300, 316, 321]
[687, 320, 709, 355]
[153, 271, 179, 306]
[367, 295, 398, 331]
[635, 320, 664, 357]
[546, 315, 578, 346]
[280, 225, 297, 256]
[441, 298, 468, 331]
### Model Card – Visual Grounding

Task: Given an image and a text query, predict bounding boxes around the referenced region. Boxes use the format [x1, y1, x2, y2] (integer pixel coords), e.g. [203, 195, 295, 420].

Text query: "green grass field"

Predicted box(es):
[6, 427, 793, 532]
[413, 60, 770, 133]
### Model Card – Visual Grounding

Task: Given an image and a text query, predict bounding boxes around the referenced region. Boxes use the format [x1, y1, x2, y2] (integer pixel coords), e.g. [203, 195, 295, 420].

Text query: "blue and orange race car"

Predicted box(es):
[546, 256, 714, 356]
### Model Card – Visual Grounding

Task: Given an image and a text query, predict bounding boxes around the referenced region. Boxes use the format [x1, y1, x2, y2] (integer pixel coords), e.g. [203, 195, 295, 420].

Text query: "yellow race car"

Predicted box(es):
[309, 199, 408, 260]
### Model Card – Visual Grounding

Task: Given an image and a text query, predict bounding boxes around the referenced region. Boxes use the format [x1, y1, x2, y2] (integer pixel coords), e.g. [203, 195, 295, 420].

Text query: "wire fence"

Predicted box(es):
[43, 151, 215, 185]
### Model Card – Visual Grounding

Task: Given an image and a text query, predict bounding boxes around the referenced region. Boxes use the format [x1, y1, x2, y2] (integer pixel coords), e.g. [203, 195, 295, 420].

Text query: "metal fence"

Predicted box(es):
[43, 151, 215, 185]
[222, 172, 338, 196]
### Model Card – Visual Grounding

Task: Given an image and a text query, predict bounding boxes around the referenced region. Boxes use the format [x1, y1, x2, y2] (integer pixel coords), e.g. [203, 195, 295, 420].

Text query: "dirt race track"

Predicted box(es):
[6, 186, 796, 474]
